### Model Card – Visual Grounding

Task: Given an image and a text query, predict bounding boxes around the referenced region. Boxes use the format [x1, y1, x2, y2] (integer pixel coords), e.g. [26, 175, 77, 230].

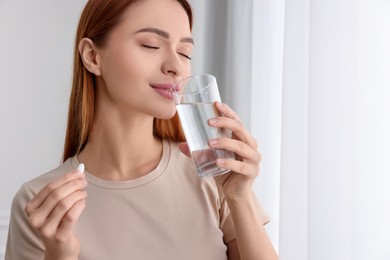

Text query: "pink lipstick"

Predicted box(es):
[150, 83, 180, 100]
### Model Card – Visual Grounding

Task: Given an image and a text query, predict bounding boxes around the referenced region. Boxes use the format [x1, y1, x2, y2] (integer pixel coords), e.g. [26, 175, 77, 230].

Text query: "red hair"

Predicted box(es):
[63, 0, 192, 162]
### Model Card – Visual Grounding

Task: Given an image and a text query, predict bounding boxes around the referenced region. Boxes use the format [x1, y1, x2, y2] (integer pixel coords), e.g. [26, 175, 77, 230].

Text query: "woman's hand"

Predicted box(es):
[180, 102, 276, 259]
[25, 169, 87, 260]
[208, 101, 262, 200]
[179, 101, 262, 201]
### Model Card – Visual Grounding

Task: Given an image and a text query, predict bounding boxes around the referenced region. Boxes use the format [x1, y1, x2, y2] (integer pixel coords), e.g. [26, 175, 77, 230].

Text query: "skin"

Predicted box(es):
[24, 0, 278, 259]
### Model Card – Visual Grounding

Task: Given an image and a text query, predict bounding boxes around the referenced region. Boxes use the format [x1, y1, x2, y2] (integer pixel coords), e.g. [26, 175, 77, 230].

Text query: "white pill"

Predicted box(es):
[77, 163, 85, 173]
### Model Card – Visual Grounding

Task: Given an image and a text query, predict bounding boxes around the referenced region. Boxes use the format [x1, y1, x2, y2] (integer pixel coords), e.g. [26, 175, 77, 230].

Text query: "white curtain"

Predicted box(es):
[281, 0, 390, 259]
[192, 0, 390, 259]
[189, 0, 284, 251]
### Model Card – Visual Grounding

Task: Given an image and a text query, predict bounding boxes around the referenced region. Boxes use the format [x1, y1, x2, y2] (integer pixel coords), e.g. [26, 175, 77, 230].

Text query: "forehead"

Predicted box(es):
[118, 0, 191, 36]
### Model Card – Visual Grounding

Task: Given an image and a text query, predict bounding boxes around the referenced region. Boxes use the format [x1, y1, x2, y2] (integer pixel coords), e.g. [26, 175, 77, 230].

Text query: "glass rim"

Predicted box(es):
[171, 74, 217, 96]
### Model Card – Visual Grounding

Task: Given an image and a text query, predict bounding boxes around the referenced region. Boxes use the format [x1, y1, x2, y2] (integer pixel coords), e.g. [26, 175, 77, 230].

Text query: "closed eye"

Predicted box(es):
[142, 44, 159, 49]
[179, 53, 192, 60]
[142, 44, 191, 60]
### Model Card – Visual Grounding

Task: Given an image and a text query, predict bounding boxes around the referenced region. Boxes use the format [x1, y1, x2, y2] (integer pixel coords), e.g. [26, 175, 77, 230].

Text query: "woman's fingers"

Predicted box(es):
[214, 101, 241, 121]
[22, 166, 87, 259]
[56, 199, 86, 242]
[27, 178, 87, 229]
[211, 101, 259, 150]
[216, 158, 258, 177]
[208, 102, 263, 179]
[209, 138, 262, 164]
[209, 137, 261, 177]
[39, 190, 87, 240]
[208, 115, 258, 150]
[25, 170, 84, 215]
[26, 175, 87, 229]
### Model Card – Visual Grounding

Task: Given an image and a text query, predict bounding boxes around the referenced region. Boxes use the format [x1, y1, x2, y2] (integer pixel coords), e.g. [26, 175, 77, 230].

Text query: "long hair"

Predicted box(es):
[63, 0, 192, 162]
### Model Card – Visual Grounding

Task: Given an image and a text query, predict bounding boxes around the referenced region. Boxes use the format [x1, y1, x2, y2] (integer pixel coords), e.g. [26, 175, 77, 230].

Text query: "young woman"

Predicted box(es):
[6, 0, 278, 259]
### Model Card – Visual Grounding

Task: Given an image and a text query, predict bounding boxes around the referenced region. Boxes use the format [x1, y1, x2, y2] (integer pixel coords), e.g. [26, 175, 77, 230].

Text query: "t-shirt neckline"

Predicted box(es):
[70, 139, 170, 190]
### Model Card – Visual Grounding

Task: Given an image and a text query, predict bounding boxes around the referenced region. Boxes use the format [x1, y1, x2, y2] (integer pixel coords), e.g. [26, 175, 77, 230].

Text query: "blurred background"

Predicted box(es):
[1, 0, 390, 259]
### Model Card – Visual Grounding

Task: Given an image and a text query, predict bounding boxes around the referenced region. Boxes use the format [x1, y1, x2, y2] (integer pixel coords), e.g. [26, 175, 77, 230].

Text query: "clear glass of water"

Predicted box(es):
[172, 74, 235, 177]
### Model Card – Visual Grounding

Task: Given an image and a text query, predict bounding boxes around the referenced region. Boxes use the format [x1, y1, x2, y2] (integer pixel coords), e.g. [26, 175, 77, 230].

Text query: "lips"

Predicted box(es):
[150, 83, 181, 100]
[150, 83, 180, 92]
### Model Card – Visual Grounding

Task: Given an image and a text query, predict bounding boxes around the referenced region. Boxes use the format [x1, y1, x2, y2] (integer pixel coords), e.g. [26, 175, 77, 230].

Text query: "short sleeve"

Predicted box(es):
[5, 183, 45, 260]
[218, 192, 236, 244]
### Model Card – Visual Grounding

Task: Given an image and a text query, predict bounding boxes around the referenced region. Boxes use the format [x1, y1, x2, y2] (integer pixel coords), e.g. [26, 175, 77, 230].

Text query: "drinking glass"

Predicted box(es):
[172, 74, 235, 177]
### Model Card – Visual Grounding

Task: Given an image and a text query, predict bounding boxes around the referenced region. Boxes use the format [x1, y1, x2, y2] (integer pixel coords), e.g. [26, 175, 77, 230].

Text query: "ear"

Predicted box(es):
[78, 38, 102, 76]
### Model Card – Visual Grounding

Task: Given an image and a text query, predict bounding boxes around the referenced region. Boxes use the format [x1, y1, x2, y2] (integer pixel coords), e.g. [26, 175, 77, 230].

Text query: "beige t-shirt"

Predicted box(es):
[6, 140, 269, 260]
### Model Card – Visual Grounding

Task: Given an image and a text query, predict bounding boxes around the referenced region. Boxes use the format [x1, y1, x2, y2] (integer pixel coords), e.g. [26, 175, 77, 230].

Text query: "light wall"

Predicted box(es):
[0, 1, 88, 257]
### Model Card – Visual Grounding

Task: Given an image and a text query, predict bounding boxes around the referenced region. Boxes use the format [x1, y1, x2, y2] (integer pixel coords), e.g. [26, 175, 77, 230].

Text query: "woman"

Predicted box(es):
[6, 0, 278, 259]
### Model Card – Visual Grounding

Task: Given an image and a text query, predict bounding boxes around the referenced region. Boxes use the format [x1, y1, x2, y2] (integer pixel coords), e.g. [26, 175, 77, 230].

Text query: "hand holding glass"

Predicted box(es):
[172, 74, 235, 177]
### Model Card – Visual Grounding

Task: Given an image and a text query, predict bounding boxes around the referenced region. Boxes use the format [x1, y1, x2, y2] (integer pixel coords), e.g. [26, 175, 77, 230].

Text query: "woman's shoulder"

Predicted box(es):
[8, 158, 75, 226]
[14, 158, 75, 202]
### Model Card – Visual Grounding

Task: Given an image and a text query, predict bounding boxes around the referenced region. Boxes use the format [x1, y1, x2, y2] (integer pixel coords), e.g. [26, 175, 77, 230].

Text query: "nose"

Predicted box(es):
[161, 49, 185, 79]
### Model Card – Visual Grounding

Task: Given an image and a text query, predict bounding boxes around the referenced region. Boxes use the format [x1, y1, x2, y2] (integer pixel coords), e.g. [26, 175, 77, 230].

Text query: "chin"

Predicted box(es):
[154, 105, 177, 120]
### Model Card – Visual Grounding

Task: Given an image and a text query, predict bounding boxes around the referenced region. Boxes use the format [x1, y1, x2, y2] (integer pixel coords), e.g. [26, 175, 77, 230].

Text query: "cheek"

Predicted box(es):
[100, 47, 156, 100]
[98, 54, 141, 109]
[181, 62, 191, 80]
[102, 50, 142, 85]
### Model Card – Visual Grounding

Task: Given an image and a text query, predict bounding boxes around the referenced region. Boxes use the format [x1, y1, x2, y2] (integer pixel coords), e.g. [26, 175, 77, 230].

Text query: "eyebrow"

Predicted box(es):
[134, 27, 194, 45]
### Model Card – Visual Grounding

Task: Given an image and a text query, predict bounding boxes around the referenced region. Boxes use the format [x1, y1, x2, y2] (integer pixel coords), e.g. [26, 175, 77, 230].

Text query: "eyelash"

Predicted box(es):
[180, 53, 192, 60]
[142, 44, 159, 50]
[142, 45, 192, 60]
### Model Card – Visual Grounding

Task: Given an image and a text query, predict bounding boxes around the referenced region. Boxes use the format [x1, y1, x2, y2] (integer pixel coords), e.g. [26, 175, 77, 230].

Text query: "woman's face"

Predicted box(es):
[96, 0, 193, 119]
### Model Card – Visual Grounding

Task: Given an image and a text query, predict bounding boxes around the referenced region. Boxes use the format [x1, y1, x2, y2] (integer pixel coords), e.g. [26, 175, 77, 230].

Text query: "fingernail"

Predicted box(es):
[217, 159, 225, 165]
[209, 118, 218, 125]
[77, 163, 85, 174]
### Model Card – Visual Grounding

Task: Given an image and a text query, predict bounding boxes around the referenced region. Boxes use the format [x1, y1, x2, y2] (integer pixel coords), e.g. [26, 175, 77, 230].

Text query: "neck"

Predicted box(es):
[78, 108, 163, 181]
